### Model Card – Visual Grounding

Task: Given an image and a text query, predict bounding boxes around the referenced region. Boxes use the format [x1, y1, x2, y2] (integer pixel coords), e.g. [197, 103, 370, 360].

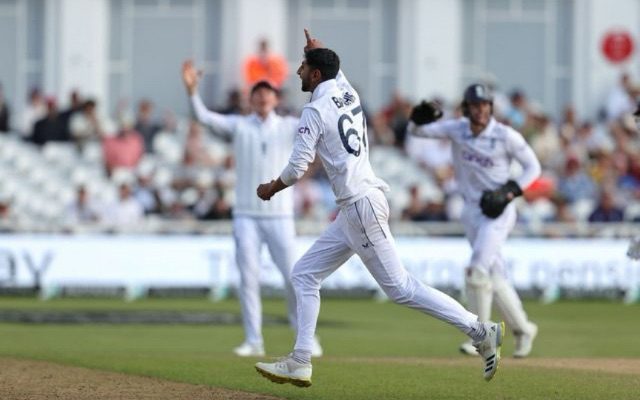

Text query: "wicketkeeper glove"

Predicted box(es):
[409, 101, 443, 125]
[479, 180, 523, 219]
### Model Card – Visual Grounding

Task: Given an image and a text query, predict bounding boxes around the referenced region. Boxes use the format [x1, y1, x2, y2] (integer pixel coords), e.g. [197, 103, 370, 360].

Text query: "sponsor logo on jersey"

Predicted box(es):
[461, 149, 494, 168]
[298, 126, 310, 134]
[343, 92, 355, 106]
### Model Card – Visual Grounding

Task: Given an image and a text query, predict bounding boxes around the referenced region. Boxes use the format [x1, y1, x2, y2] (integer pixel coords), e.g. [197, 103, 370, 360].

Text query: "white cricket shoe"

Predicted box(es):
[459, 339, 479, 356]
[233, 342, 265, 357]
[474, 321, 504, 381]
[513, 322, 538, 358]
[311, 335, 323, 357]
[255, 354, 312, 387]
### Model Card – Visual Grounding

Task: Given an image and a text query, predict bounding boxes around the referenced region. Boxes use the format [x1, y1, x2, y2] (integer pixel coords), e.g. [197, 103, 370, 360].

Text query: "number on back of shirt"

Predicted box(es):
[338, 105, 367, 157]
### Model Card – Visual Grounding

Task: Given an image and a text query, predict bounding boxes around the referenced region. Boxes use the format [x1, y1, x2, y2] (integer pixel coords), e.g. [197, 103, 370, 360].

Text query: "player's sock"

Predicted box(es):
[469, 320, 487, 342]
[292, 349, 312, 364]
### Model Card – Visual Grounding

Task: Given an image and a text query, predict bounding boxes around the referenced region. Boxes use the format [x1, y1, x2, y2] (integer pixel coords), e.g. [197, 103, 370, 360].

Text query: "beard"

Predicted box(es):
[470, 114, 489, 127]
[300, 76, 312, 92]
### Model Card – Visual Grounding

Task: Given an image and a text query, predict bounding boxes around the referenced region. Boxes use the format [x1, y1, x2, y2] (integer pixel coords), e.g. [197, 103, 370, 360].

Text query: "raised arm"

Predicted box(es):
[182, 60, 236, 137]
[303, 28, 353, 91]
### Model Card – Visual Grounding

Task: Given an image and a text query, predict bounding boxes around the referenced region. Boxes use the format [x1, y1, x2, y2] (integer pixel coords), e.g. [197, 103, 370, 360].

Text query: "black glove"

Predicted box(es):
[479, 180, 523, 218]
[409, 101, 443, 125]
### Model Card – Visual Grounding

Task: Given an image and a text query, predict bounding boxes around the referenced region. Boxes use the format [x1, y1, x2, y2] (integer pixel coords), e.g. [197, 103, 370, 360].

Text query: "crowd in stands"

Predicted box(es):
[0, 67, 638, 230]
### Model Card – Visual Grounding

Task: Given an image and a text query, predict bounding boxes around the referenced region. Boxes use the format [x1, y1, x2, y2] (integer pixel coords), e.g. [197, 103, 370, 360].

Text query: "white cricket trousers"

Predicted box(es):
[233, 216, 297, 345]
[461, 202, 517, 276]
[291, 189, 479, 352]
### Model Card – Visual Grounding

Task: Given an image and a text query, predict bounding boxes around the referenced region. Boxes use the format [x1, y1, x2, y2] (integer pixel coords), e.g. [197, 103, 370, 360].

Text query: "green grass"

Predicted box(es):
[0, 297, 639, 399]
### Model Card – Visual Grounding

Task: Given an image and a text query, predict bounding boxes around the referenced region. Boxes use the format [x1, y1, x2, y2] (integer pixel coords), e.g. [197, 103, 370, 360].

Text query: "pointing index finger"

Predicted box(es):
[304, 28, 312, 42]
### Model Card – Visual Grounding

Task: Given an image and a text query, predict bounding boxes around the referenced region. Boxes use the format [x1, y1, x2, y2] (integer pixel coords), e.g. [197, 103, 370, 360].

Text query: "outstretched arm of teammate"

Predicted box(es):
[407, 118, 457, 140]
[182, 60, 236, 137]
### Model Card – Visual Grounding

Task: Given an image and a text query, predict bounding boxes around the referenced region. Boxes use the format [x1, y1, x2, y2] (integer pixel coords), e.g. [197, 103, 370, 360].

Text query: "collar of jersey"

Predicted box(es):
[468, 117, 497, 138]
[249, 111, 277, 125]
[311, 79, 338, 102]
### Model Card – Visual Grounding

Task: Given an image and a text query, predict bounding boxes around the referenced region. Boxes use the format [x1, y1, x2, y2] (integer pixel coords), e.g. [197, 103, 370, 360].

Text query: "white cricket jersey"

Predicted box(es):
[190, 94, 296, 217]
[279, 71, 389, 207]
[408, 117, 541, 204]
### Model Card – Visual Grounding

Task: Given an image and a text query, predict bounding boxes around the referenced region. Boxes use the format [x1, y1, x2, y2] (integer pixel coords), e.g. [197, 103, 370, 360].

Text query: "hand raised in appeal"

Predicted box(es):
[181, 60, 202, 95]
[303, 28, 325, 52]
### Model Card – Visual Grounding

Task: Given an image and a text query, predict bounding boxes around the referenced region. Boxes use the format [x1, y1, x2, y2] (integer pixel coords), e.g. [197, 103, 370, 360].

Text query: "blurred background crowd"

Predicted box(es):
[0, 59, 638, 232]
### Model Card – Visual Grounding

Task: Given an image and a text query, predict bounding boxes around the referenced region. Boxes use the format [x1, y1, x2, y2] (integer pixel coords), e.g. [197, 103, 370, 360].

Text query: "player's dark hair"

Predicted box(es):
[304, 48, 340, 81]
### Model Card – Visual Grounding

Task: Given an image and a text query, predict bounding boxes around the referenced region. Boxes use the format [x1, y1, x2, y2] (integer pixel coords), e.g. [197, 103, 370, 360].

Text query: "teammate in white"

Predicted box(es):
[628, 104, 640, 260]
[182, 60, 322, 358]
[407, 83, 541, 358]
[253, 29, 504, 388]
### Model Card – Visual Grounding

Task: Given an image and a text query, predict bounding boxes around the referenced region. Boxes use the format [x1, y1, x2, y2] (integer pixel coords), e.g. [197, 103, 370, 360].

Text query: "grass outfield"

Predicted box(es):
[0, 297, 639, 399]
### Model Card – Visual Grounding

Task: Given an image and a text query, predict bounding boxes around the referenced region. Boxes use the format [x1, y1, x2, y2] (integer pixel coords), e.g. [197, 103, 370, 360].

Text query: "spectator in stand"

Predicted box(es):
[135, 99, 162, 153]
[191, 179, 216, 220]
[208, 183, 233, 220]
[377, 91, 413, 147]
[21, 87, 46, 138]
[31, 98, 69, 145]
[64, 185, 100, 224]
[548, 195, 576, 223]
[242, 38, 289, 89]
[528, 112, 560, 169]
[0, 83, 11, 132]
[102, 120, 144, 175]
[605, 72, 637, 122]
[588, 150, 616, 186]
[218, 88, 248, 115]
[573, 121, 614, 158]
[559, 105, 578, 143]
[133, 164, 161, 215]
[401, 185, 448, 222]
[505, 89, 527, 129]
[102, 183, 144, 226]
[556, 156, 598, 204]
[70, 99, 104, 150]
[0, 195, 16, 232]
[402, 185, 426, 221]
[59, 90, 84, 139]
[588, 188, 624, 222]
[183, 121, 215, 167]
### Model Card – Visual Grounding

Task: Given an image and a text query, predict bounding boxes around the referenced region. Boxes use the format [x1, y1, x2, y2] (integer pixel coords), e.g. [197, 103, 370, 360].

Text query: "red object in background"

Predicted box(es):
[601, 30, 634, 63]
[523, 176, 555, 202]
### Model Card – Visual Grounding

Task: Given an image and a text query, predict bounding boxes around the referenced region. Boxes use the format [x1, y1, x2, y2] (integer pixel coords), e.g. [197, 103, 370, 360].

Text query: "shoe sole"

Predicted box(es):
[484, 321, 505, 382]
[255, 366, 312, 388]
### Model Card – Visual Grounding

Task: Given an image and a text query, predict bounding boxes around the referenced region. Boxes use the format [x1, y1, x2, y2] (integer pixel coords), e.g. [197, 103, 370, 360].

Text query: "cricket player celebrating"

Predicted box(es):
[182, 61, 322, 358]
[407, 84, 541, 358]
[254, 29, 504, 388]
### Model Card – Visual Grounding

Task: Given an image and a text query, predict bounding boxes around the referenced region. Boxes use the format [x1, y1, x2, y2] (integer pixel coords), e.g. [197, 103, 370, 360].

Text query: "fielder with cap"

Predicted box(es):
[407, 83, 541, 358]
[182, 60, 322, 358]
